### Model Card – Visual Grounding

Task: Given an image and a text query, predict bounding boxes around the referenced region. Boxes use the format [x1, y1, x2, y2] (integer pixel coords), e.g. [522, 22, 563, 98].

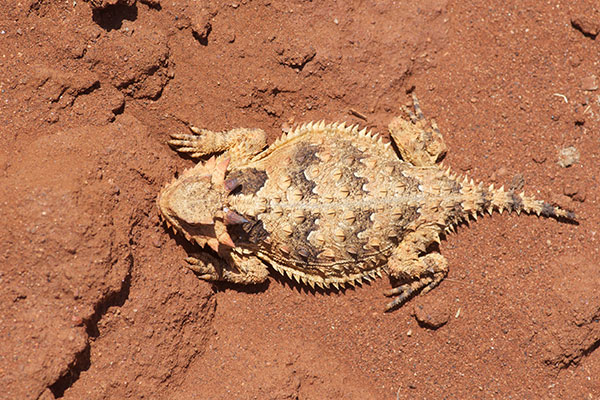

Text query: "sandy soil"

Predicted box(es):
[1, 0, 599, 399]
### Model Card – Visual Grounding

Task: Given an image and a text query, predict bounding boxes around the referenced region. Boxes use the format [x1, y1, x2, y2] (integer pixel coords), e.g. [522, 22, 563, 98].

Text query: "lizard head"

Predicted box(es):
[158, 156, 245, 252]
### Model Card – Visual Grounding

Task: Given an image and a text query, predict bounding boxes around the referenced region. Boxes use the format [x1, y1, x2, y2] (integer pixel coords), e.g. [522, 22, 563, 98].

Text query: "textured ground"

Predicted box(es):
[0, 0, 599, 399]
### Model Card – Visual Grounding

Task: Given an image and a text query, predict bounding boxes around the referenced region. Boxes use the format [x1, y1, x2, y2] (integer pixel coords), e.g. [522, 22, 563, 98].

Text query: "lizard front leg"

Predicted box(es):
[388, 94, 447, 167]
[169, 126, 267, 167]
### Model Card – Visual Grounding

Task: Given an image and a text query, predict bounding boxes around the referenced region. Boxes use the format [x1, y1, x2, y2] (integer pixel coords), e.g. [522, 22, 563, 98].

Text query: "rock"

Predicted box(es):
[413, 301, 450, 330]
[569, 54, 582, 68]
[140, 0, 160, 7]
[189, 4, 217, 45]
[557, 146, 580, 168]
[37, 389, 56, 400]
[88, 0, 136, 11]
[549, 193, 572, 210]
[563, 183, 586, 203]
[191, 10, 212, 44]
[571, 14, 600, 38]
[581, 75, 598, 91]
[274, 40, 317, 70]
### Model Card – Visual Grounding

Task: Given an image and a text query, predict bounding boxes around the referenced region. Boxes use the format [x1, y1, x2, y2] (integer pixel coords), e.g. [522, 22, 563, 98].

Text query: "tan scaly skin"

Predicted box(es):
[158, 95, 576, 311]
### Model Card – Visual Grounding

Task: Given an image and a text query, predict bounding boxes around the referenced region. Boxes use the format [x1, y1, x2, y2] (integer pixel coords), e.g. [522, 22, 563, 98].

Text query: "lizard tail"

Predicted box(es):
[485, 183, 575, 220]
[457, 175, 576, 222]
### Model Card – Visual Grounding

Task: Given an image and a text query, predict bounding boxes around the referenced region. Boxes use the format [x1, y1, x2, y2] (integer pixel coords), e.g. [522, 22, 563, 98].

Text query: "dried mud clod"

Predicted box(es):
[158, 95, 576, 312]
[87, 0, 136, 11]
[571, 13, 600, 39]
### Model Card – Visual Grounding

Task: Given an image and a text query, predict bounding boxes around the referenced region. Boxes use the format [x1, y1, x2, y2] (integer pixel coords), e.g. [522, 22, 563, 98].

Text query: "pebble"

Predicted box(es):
[557, 146, 580, 168]
[413, 303, 450, 329]
[571, 15, 600, 37]
[569, 55, 582, 68]
[71, 315, 84, 326]
[563, 182, 586, 202]
[581, 75, 598, 91]
[191, 10, 212, 42]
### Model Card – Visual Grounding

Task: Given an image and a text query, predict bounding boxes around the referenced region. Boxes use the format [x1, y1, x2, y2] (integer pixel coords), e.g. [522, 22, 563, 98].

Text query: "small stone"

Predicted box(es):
[549, 193, 572, 210]
[581, 75, 598, 91]
[71, 315, 84, 326]
[571, 14, 600, 38]
[191, 8, 213, 44]
[224, 28, 236, 43]
[413, 302, 450, 329]
[573, 191, 586, 203]
[88, 0, 135, 11]
[140, 0, 160, 6]
[557, 146, 580, 168]
[489, 166, 507, 183]
[143, 326, 154, 338]
[569, 55, 582, 68]
[563, 183, 578, 197]
[564, 183, 586, 203]
[574, 105, 587, 126]
[274, 40, 316, 70]
[37, 389, 55, 400]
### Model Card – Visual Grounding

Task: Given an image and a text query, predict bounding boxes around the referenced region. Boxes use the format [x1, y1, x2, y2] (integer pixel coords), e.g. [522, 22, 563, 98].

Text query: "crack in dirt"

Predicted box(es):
[48, 251, 134, 398]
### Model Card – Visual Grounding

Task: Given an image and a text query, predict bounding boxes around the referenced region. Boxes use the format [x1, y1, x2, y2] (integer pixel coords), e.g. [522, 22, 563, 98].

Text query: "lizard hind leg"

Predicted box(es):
[388, 93, 447, 167]
[185, 251, 269, 285]
[384, 253, 448, 311]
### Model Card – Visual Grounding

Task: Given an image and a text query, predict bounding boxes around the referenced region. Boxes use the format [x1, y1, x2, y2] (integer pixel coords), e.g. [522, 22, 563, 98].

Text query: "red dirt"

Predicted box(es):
[1, 1, 599, 399]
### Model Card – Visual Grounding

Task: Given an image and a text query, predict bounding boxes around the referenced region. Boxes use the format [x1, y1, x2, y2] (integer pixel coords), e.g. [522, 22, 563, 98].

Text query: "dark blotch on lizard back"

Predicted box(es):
[540, 202, 555, 217]
[450, 179, 462, 194]
[290, 212, 320, 265]
[227, 168, 268, 196]
[288, 142, 320, 198]
[346, 208, 376, 258]
[509, 191, 523, 212]
[334, 139, 369, 195]
[480, 189, 492, 211]
[293, 141, 321, 167]
[229, 217, 270, 245]
[390, 205, 420, 243]
[535, 202, 575, 221]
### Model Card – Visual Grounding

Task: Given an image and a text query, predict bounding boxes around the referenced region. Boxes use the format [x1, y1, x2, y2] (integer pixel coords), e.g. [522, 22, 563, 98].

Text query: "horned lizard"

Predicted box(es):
[158, 95, 575, 311]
